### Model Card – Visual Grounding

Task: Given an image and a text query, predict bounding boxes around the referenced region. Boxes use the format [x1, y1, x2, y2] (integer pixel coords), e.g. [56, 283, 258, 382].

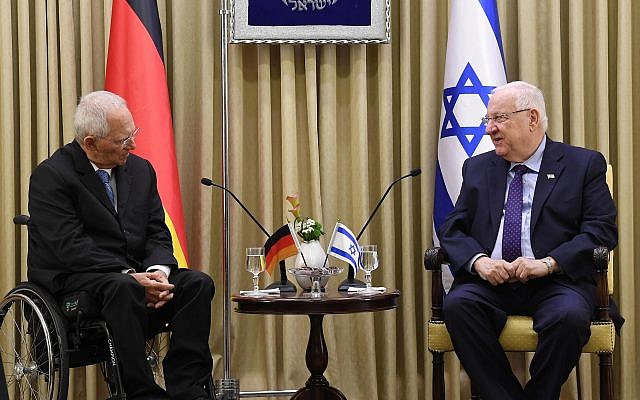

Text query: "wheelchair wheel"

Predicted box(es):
[0, 285, 69, 400]
[146, 330, 170, 389]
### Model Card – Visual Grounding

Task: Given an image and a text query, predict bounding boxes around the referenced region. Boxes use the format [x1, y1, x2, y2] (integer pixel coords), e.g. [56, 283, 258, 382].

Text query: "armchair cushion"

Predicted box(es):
[428, 316, 615, 354]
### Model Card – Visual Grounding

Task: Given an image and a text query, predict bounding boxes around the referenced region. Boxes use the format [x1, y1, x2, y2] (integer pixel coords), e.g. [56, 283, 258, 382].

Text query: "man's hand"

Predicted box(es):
[473, 257, 517, 286]
[130, 271, 174, 308]
[512, 257, 550, 283]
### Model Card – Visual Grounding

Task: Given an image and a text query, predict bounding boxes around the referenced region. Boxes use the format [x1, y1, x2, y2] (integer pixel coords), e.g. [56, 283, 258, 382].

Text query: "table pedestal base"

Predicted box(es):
[291, 386, 346, 400]
[290, 315, 347, 400]
[232, 290, 400, 400]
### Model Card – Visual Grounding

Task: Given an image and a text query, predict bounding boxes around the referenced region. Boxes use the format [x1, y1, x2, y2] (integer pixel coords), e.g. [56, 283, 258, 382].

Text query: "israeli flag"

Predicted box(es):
[433, 0, 507, 284]
[434, 0, 506, 232]
[327, 222, 361, 273]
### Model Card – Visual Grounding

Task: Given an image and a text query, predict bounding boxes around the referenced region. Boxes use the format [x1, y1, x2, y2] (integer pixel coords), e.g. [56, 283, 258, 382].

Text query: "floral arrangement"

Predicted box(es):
[286, 194, 324, 242]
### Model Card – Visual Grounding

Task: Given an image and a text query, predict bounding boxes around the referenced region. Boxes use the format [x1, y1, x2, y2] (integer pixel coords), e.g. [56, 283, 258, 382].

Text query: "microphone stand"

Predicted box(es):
[338, 169, 421, 291]
[201, 179, 296, 293]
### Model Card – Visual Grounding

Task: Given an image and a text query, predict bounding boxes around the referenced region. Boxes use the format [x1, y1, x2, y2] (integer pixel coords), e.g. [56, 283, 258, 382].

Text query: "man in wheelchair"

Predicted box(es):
[26, 91, 216, 400]
[439, 81, 618, 399]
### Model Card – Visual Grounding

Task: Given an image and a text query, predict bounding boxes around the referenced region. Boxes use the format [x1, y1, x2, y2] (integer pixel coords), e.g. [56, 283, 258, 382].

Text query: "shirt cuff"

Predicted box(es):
[121, 268, 135, 274]
[146, 265, 171, 278]
[467, 253, 487, 274]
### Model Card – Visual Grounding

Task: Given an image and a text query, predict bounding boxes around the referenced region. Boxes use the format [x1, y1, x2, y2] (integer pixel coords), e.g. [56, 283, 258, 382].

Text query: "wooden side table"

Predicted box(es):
[232, 290, 400, 399]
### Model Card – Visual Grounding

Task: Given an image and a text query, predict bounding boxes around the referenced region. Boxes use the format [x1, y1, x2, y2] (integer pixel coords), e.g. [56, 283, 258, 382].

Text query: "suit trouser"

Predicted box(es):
[442, 278, 593, 400]
[60, 269, 215, 400]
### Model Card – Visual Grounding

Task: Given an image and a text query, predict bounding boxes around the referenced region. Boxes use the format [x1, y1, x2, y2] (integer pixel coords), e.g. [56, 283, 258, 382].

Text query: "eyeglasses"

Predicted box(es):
[481, 109, 531, 126]
[113, 127, 139, 148]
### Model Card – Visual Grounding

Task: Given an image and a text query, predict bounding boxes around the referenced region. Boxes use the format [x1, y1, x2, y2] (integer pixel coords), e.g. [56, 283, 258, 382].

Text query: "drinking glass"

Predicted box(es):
[245, 247, 265, 296]
[359, 245, 379, 294]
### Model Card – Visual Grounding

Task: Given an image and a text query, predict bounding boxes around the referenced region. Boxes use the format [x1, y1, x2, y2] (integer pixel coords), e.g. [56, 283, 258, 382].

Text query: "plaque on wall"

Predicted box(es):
[230, 0, 391, 44]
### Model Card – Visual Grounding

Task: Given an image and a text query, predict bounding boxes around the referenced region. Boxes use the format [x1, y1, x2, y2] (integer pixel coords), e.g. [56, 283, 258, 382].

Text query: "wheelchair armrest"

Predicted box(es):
[13, 214, 30, 226]
[424, 247, 449, 321]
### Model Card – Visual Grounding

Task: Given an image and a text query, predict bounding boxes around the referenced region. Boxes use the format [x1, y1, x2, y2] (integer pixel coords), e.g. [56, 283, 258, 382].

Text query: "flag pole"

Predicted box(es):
[322, 222, 339, 268]
[288, 221, 308, 266]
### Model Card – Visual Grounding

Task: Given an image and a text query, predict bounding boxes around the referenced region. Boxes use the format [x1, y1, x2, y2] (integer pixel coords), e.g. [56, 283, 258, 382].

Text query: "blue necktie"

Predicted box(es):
[502, 165, 528, 262]
[96, 169, 115, 208]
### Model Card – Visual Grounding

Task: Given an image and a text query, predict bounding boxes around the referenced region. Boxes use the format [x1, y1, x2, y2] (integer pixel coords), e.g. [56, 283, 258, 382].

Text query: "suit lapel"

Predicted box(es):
[531, 140, 565, 229]
[114, 164, 132, 219]
[487, 156, 510, 235]
[68, 141, 118, 217]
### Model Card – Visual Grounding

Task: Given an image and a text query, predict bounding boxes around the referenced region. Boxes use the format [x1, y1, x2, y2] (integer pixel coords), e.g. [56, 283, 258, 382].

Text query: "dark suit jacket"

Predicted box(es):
[27, 140, 177, 293]
[439, 138, 618, 302]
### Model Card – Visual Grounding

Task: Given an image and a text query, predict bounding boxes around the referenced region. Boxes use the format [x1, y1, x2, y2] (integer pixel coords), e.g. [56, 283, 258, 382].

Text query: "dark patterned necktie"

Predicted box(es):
[502, 165, 528, 262]
[96, 169, 115, 207]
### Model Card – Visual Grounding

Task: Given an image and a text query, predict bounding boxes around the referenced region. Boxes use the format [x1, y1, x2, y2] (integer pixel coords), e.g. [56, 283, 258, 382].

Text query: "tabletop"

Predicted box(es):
[231, 289, 400, 315]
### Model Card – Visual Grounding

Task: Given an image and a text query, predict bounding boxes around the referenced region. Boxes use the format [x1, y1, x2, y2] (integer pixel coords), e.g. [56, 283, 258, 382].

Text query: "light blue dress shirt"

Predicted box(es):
[468, 136, 547, 272]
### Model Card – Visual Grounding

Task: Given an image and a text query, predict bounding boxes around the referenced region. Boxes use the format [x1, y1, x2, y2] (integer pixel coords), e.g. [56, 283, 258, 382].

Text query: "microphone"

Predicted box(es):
[201, 178, 269, 237]
[356, 168, 421, 239]
[338, 168, 422, 291]
[201, 178, 296, 292]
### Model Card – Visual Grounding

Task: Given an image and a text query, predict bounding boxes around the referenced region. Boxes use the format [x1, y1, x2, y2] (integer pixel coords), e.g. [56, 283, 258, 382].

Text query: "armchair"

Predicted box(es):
[424, 246, 615, 400]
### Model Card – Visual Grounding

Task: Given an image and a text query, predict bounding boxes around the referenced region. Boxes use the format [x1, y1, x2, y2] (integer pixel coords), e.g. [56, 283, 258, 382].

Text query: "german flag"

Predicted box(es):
[105, 0, 189, 267]
[264, 224, 298, 275]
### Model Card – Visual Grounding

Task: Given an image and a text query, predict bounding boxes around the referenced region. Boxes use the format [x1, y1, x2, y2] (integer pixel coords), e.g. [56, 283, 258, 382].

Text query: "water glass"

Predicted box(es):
[245, 247, 265, 296]
[359, 245, 379, 293]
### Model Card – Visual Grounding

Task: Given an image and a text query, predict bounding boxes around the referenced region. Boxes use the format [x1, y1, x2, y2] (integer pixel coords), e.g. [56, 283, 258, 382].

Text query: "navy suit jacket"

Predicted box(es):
[27, 140, 177, 294]
[439, 138, 617, 303]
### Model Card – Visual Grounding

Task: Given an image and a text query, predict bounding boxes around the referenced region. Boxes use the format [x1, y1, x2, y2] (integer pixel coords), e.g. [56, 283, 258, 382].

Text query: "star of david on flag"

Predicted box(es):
[433, 0, 507, 239]
[327, 222, 361, 273]
[441, 63, 495, 157]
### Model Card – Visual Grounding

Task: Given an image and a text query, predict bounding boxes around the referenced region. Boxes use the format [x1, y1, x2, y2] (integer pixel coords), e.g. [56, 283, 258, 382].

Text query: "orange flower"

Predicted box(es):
[286, 193, 301, 219]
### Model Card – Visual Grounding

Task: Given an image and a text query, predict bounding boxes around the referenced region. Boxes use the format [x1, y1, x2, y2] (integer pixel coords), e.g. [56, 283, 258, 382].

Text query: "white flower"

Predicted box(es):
[293, 216, 324, 242]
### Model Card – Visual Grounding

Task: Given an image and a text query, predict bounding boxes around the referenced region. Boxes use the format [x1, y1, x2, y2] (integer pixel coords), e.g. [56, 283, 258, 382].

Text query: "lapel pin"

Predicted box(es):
[547, 173, 555, 179]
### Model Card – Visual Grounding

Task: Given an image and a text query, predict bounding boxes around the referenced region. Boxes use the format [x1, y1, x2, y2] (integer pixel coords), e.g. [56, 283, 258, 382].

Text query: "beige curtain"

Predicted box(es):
[0, 1, 638, 399]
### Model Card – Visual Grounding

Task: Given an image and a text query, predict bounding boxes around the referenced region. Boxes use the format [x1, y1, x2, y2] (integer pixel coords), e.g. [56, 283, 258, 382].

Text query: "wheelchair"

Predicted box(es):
[0, 216, 171, 400]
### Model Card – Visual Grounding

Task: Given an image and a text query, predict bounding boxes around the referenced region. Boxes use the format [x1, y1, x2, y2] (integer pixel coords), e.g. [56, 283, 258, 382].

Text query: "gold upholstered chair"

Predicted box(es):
[424, 167, 617, 400]
[424, 246, 614, 400]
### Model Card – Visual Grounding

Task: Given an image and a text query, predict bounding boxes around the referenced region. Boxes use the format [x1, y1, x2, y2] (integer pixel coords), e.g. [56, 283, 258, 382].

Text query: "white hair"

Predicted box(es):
[74, 91, 127, 142]
[493, 81, 548, 131]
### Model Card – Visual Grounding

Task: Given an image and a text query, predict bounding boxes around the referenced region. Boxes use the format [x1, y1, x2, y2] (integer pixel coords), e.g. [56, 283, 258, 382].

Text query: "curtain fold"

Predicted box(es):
[1, 1, 639, 399]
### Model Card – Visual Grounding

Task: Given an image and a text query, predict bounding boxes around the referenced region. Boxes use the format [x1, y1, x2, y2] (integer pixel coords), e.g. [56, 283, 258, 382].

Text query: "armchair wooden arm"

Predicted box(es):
[423, 247, 447, 322]
[593, 246, 610, 322]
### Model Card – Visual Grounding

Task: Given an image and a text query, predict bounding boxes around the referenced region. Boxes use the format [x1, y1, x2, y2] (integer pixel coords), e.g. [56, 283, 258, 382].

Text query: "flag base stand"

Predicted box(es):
[265, 279, 297, 293]
[337, 277, 366, 292]
[265, 260, 297, 292]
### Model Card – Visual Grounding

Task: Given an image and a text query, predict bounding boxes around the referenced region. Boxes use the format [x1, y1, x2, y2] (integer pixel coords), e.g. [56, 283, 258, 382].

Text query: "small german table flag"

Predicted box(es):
[264, 224, 298, 275]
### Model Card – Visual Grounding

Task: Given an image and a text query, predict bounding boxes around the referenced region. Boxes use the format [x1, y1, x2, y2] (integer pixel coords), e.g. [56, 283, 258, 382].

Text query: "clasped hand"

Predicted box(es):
[130, 270, 174, 308]
[473, 256, 548, 286]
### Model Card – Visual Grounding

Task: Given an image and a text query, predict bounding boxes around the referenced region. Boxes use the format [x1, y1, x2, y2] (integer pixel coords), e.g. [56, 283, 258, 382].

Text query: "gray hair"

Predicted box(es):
[74, 91, 128, 142]
[493, 81, 548, 131]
